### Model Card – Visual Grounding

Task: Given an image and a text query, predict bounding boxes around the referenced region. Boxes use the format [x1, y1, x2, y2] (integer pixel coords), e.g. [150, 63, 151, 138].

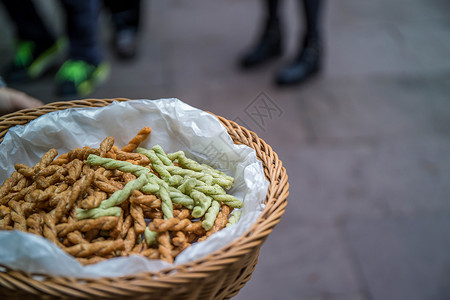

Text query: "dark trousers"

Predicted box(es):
[103, 0, 141, 32]
[266, 0, 323, 39]
[1, 0, 102, 65]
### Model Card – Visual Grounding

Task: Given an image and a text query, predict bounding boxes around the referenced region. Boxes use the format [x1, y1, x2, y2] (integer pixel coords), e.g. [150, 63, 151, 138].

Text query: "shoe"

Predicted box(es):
[275, 37, 321, 86]
[5, 38, 66, 83]
[113, 28, 138, 59]
[55, 60, 110, 97]
[239, 18, 283, 69]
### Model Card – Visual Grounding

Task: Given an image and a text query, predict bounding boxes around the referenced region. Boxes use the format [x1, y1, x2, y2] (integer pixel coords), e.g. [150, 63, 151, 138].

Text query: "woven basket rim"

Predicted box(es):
[0, 98, 288, 296]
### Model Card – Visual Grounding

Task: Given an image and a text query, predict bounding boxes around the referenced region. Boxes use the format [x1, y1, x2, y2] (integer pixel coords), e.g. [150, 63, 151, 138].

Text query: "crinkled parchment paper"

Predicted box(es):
[0, 99, 268, 277]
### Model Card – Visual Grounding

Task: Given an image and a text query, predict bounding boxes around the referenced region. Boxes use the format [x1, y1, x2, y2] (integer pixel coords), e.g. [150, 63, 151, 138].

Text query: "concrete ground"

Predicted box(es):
[1, 0, 450, 299]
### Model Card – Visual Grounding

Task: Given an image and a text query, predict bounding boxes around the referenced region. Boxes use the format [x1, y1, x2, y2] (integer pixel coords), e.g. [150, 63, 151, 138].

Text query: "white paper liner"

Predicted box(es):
[0, 99, 269, 278]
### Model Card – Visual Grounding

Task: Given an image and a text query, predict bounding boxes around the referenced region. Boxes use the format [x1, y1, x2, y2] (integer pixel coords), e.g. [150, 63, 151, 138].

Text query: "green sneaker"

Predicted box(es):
[55, 60, 110, 97]
[5, 38, 67, 83]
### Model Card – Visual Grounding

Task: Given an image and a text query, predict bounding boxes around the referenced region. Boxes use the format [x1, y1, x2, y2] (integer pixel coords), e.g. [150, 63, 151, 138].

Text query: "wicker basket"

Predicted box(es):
[0, 98, 289, 299]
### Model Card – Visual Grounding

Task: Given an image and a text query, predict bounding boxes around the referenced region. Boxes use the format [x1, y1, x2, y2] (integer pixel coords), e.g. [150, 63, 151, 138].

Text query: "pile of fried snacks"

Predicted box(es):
[0, 127, 243, 265]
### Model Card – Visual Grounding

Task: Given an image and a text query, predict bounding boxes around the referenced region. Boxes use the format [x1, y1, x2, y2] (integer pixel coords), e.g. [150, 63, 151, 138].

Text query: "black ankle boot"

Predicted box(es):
[239, 18, 283, 69]
[275, 36, 321, 86]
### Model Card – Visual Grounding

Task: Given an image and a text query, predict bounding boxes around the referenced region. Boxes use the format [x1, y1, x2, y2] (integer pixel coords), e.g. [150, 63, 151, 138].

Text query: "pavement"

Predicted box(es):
[1, 0, 450, 299]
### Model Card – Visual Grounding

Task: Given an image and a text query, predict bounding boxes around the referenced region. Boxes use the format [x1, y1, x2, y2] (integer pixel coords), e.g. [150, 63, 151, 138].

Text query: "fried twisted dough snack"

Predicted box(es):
[123, 226, 136, 255]
[172, 231, 190, 252]
[0, 214, 12, 230]
[67, 147, 100, 161]
[122, 126, 152, 152]
[37, 149, 59, 170]
[0, 171, 22, 200]
[66, 159, 83, 184]
[80, 190, 107, 210]
[130, 194, 161, 209]
[141, 248, 159, 259]
[148, 218, 205, 236]
[213, 204, 231, 231]
[9, 200, 26, 232]
[13, 149, 59, 183]
[25, 185, 57, 206]
[77, 256, 107, 266]
[65, 239, 125, 258]
[52, 169, 94, 222]
[226, 210, 242, 228]
[4, 149, 59, 201]
[201, 200, 220, 231]
[121, 214, 133, 239]
[1, 182, 35, 205]
[198, 204, 231, 242]
[0, 126, 243, 265]
[10, 177, 27, 193]
[94, 180, 122, 194]
[13, 149, 59, 179]
[99, 136, 115, 156]
[26, 213, 43, 236]
[116, 151, 151, 166]
[109, 210, 124, 239]
[35, 169, 65, 190]
[14, 164, 34, 178]
[129, 192, 146, 234]
[86, 155, 174, 219]
[0, 205, 10, 218]
[66, 231, 88, 245]
[76, 173, 148, 219]
[56, 216, 119, 236]
[41, 211, 63, 247]
[157, 231, 173, 263]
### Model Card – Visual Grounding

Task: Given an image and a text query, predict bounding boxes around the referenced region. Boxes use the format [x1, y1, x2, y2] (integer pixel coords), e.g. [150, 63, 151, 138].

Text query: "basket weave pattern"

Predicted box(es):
[0, 99, 289, 299]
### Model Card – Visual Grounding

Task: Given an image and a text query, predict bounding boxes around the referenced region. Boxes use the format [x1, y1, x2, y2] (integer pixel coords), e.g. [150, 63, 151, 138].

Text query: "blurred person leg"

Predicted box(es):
[1, 0, 66, 82]
[104, 0, 141, 59]
[275, 0, 323, 86]
[55, 0, 110, 97]
[239, 0, 283, 69]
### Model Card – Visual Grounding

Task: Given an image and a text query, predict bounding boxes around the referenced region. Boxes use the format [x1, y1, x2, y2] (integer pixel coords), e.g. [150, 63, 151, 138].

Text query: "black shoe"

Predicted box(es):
[239, 18, 283, 69]
[113, 28, 138, 60]
[275, 37, 321, 86]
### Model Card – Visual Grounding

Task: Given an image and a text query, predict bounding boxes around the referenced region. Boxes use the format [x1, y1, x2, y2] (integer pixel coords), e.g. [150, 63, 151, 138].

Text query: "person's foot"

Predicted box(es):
[113, 28, 138, 60]
[239, 18, 283, 69]
[5, 38, 67, 83]
[55, 60, 110, 97]
[275, 37, 321, 86]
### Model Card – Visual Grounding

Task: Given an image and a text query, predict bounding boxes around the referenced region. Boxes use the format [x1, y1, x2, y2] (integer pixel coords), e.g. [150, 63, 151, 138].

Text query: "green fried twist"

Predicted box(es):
[194, 184, 226, 196]
[86, 155, 150, 176]
[167, 175, 183, 186]
[168, 187, 194, 209]
[136, 147, 171, 180]
[190, 190, 212, 218]
[165, 166, 214, 186]
[210, 194, 243, 208]
[76, 206, 122, 220]
[76, 174, 148, 219]
[141, 182, 160, 194]
[84, 146, 240, 223]
[177, 178, 197, 195]
[168, 150, 234, 189]
[144, 227, 157, 245]
[152, 145, 173, 166]
[226, 210, 242, 227]
[101, 174, 148, 208]
[157, 181, 173, 219]
[202, 200, 220, 231]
